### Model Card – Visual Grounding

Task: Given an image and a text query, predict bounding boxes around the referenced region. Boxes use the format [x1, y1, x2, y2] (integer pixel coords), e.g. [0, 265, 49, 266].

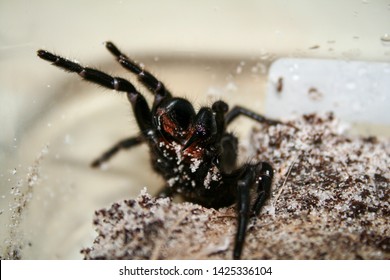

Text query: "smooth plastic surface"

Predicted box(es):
[266, 58, 390, 124]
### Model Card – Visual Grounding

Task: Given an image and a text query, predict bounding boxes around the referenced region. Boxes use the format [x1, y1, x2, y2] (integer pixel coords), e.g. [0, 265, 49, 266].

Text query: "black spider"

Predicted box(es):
[37, 42, 281, 259]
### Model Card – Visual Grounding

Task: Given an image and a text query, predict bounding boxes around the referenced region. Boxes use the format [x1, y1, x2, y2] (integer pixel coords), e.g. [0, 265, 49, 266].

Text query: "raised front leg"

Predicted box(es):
[105, 42, 171, 109]
[37, 50, 154, 135]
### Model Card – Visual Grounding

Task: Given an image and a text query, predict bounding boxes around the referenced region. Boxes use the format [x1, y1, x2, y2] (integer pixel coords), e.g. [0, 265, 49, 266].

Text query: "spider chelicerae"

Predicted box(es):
[37, 42, 282, 259]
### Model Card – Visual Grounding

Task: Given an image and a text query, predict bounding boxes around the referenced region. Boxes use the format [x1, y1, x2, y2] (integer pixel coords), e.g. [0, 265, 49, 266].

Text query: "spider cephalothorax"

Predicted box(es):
[37, 42, 281, 259]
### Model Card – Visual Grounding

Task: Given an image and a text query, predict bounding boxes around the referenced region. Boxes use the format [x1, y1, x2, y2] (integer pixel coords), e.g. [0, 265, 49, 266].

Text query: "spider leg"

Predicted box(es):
[91, 135, 144, 168]
[37, 50, 154, 136]
[251, 162, 273, 215]
[105, 42, 172, 109]
[209, 100, 239, 173]
[219, 133, 238, 173]
[234, 164, 256, 259]
[225, 105, 282, 126]
[233, 162, 273, 259]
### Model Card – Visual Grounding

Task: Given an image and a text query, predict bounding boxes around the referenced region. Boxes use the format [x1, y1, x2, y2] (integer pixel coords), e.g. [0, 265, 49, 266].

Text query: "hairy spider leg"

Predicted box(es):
[104, 42, 171, 110]
[91, 136, 144, 167]
[251, 162, 273, 215]
[225, 105, 283, 126]
[233, 162, 273, 259]
[234, 164, 256, 260]
[218, 133, 238, 173]
[222, 106, 276, 259]
[36, 50, 160, 151]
